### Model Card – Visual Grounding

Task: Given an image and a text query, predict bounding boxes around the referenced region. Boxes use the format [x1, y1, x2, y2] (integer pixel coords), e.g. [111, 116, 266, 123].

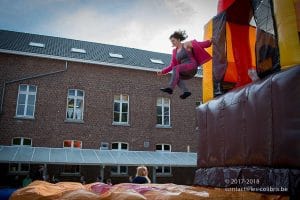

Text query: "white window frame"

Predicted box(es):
[63, 140, 82, 149]
[156, 97, 171, 127]
[11, 137, 32, 146]
[9, 163, 30, 174]
[100, 142, 109, 150]
[113, 94, 129, 125]
[156, 166, 172, 176]
[111, 165, 128, 176]
[16, 84, 37, 118]
[155, 144, 171, 152]
[111, 142, 129, 151]
[61, 165, 81, 176]
[66, 89, 84, 121]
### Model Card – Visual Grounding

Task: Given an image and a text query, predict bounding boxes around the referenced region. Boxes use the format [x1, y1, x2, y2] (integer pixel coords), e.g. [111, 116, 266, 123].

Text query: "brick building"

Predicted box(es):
[0, 30, 202, 187]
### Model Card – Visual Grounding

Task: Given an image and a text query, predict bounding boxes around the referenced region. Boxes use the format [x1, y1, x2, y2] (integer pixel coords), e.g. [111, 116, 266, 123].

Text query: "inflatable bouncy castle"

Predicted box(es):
[202, 0, 300, 102]
[196, 0, 300, 199]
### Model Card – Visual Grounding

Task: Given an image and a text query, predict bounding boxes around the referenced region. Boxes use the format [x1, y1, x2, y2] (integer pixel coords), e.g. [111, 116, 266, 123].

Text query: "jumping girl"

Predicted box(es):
[157, 30, 212, 99]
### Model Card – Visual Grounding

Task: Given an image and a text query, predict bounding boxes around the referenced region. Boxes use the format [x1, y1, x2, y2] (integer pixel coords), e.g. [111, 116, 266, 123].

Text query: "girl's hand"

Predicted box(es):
[157, 71, 163, 76]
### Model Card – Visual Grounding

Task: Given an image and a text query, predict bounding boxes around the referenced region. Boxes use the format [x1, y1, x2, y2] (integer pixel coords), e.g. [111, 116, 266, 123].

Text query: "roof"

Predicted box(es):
[0, 29, 203, 75]
[0, 145, 197, 167]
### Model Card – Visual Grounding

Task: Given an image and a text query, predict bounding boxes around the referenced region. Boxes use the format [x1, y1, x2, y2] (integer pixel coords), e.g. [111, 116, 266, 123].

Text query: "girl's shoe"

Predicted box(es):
[180, 92, 191, 99]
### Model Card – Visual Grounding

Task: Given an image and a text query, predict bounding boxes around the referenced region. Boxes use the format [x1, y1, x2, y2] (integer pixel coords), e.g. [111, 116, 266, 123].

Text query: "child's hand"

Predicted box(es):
[157, 71, 163, 76]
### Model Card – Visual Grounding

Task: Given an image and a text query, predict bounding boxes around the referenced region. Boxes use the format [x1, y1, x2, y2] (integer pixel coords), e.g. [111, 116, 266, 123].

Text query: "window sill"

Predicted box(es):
[155, 125, 172, 129]
[110, 173, 128, 177]
[60, 172, 81, 177]
[156, 173, 173, 177]
[64, 119, 84, 124]
[14, 116, 35, 120]
[112, 122, 130, 126]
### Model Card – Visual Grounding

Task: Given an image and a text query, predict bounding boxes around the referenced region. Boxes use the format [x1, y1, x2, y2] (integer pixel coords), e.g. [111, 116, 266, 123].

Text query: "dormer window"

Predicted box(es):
[71, 48, 86, 54]
[29, 42, 45, 48]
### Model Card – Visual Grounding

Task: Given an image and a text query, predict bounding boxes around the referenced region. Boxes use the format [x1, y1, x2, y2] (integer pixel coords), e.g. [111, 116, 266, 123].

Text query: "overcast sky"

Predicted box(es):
[0, 0, 218, 54]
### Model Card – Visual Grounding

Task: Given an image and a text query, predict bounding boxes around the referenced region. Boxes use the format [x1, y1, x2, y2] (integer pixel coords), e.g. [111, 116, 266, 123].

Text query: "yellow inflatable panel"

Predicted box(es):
[202, 20, 213, 103]
[273, 0, 300, 68]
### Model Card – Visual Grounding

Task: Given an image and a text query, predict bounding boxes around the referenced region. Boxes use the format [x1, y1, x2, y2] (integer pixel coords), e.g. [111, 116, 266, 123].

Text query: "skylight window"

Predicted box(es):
[29, 42, 45, 48]
[109, 52, 123, 58]
[71, 48, 86, 54]
[150, 58, 164, 64]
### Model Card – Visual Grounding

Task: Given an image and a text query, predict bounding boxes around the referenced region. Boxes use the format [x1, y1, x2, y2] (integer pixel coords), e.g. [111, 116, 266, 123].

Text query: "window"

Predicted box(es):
[156, 166, 172, 176]
[150, 58, 164, 64]
[12, 137, 32, 146]
[63, 140, 82, 148]
[156, 97, 170, 126]
[111, 166, 128, 175]
[111, 142, 129, 150]
[100, 142, 109, 150]
[66, 89, 84, 121]
[29, 42, 45, 48]
[9, 163, 30, 173]
[144, 141, 150, 148]
[156, 144, 172, 176]
[71, 48, 86, 54]
[109, 52, 123, 58]
[156, 144, 171, 152]
[113, 94, 129, 124]
[62, 165, 80, 174]
[16, 84, 37, 118]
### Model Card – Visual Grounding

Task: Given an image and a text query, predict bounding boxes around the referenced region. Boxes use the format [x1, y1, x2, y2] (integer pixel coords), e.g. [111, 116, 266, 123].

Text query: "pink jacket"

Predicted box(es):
[162, 39, 212, 74]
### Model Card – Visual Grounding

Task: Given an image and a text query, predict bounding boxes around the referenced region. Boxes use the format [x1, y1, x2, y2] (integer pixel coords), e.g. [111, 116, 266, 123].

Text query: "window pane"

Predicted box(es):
[122, 95, 128, 102]
[17, 104, 25, 116]
[26, 105, 34, 116]
[120, 166, 127, 173]
[77, 90, 83, 97]
[114, 95, 120, 101]
[156, 166, 163, 173]
[156, 98, 162, 106]
[112, 143, 119, 150]
[114, 102, 120, 112]
[121, 113, 128, 122]
[163, 98, 170, 106]
[20, 85, 27, 92]
[121, 103, 128, 113]
[68, 89, 75, 96]
[164, 145, 170, 151]
[156, 144, 162, 150]
[164, 166, 171, 173]
[111, 166, 118, 173]
[27, 95, 35, 105]
[157, 116, 162, 125]
[164, 107, 169, 115]
[20, 164, 30, 171]
[29, 85, 36, 92]
[18, 94, 26, 104]
[64, 140, 72, 148]
[9, 163, 18, 172]
[164, 116, 170, 126]
[156, 106, 162, 115]
[68, 98, 74, 108]
[113, 112, 120, 122]
[75, 99, 83, 120]
[12, 138, 21, 145]
[23, 138, 32, 146]
[121, 143, 128, 150]
[73, 140, 82, 148]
